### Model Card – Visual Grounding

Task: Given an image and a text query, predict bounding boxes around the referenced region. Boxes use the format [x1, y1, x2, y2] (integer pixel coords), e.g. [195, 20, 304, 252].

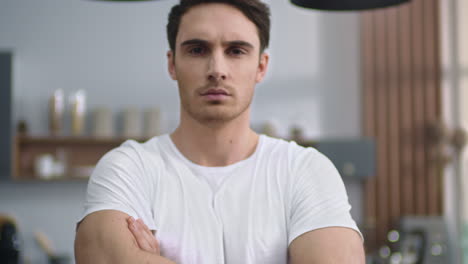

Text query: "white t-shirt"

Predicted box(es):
[78, 134, 362, 264]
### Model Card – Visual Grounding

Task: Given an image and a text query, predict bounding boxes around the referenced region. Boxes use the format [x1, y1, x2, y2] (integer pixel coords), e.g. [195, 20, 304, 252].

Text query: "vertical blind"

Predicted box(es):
[361, 0, 442, 250]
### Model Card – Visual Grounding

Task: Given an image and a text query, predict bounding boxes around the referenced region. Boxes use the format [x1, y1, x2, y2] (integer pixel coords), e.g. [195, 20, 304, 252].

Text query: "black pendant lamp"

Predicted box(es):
[290, 0, 410, 11]
[97, 0, 152, 1]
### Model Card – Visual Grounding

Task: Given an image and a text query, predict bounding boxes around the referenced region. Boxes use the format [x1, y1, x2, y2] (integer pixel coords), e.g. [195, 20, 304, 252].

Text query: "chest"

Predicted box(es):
[152, 161, 290, 264]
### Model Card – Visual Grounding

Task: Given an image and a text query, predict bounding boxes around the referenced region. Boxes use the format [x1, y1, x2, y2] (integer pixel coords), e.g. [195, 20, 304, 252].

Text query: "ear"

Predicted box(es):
[255, 52, 269, 83]
[167, 50, 177, 80]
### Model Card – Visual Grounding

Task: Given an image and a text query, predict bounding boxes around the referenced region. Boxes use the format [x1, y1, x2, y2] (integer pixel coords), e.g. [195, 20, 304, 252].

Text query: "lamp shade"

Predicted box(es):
[290, 0, 410, 11]
[91, 0, 157, 1]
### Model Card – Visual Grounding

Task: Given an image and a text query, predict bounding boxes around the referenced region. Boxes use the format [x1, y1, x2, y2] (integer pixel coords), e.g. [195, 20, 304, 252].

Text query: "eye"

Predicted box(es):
[227, 47, 246, 56]
[188, 46, 206, 56]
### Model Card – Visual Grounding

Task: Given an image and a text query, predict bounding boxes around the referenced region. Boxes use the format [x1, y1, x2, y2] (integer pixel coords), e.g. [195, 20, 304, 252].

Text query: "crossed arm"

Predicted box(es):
[74, 210, 175, 264]
[288, 227, 365, 264]
[75, 209, 365, 264]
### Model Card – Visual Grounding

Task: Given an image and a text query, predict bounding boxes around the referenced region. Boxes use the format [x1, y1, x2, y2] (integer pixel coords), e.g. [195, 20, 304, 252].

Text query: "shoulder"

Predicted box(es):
[287, 140, 337, 176]
[91, 135, 170, 181]
[270, 138, 343, 193]
[260, 135, 332, 174]
[259, 134, 312, 157]
[101, 135, 168, 165]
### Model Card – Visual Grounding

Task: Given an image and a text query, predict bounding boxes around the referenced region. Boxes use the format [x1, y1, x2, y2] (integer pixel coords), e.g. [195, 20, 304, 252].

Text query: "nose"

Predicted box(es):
[207, 51, 227, 82]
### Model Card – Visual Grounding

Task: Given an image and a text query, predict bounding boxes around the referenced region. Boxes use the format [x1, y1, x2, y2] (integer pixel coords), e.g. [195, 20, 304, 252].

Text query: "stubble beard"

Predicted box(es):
[181, 93, 253, 127]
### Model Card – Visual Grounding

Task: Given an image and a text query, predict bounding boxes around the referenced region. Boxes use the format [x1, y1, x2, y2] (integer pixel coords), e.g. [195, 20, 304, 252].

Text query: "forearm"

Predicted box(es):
[75, 241, 175, 264]
[74, 210, 176, 264]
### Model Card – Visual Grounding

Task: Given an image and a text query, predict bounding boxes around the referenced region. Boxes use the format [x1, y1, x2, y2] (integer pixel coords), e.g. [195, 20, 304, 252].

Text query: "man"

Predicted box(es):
[74, 0, 365, 263]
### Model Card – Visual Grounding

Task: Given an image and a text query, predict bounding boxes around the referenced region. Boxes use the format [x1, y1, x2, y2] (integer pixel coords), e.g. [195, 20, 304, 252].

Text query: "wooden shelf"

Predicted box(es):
[17, 135, 147, 145]
[10, 176, 90, 183]
[13, 135, 148, 181]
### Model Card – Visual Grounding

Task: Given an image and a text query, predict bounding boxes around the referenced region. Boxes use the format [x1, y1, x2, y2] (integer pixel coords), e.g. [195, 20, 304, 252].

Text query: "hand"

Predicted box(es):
[127, 216, 160, 255]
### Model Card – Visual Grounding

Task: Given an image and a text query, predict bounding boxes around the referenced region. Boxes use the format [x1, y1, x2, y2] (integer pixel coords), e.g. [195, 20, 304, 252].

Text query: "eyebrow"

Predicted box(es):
[180, 39, 254, 49]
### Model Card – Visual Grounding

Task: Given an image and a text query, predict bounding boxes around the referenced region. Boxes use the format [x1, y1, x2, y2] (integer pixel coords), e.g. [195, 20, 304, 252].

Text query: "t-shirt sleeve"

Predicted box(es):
[287, 145, 363, 245]
[76, 140, 157, 231]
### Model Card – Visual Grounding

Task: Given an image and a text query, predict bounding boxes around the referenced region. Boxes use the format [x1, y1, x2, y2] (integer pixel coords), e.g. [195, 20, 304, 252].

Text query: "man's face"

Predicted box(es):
[168, 3, 269, 125]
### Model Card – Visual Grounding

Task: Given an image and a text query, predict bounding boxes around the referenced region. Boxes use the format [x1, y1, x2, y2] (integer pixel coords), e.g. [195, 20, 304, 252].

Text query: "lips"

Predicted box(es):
[200, 88, 229, 96]
[200, 88, 231, 101]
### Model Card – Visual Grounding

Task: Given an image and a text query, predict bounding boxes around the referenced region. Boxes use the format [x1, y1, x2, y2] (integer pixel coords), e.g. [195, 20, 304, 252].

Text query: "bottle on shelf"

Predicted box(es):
[49, 89, 64, 136]
[70, 90, 86, 136]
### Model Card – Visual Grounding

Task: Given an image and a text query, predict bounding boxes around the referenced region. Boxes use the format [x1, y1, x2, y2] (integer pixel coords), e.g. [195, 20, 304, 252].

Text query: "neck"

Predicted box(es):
[170, 110, 259, 167]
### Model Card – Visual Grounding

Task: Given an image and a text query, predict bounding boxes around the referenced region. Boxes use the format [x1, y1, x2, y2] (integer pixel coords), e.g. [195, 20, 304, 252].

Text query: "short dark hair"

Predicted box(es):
[167, 0, 271, 54]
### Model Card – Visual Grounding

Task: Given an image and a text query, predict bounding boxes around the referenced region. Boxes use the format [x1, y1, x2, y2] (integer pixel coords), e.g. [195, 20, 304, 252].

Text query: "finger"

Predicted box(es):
[137, 219, 155, 238]
[136, 219, 160, 253]
[127, 217, 160, 254]
[128, 218, 154, 252]
[137, 219, 161, 255]
[135, 219, 153, 244]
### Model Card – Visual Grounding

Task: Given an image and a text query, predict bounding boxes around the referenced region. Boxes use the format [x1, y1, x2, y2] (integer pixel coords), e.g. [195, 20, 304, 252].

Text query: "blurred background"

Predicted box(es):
[0, 0, 466, 263]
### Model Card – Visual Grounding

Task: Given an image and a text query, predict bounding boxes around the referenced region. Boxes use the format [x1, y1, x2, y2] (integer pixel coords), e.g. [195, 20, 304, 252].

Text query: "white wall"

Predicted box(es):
[0, 0, 362, 263]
